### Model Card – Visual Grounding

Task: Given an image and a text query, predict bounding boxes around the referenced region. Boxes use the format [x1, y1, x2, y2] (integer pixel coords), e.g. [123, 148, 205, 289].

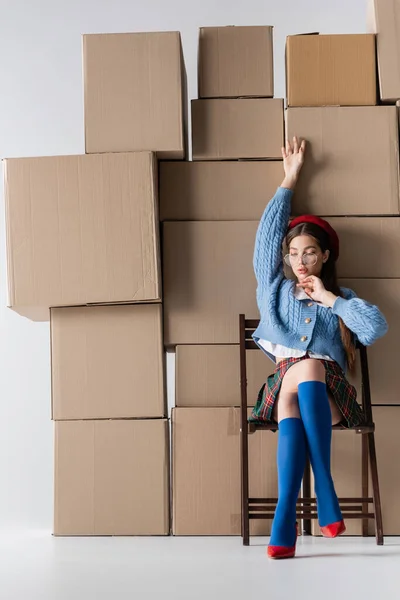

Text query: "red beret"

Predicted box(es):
[288, 215, 339, 260]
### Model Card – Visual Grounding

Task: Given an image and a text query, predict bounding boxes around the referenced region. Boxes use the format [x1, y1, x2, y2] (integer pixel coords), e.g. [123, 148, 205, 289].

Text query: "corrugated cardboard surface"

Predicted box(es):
[191, 99, 284, 160]
[286, 34, 377, 107]
[54, 419, 169, 536]
[367, 0, 400, 102]
[332, 218, 400, 278]
[163, 221, 258, 345]
[84, 32, 187, 158]
[198, 26, 273, 98]
[311, 430, 362, 536]
[369, 407, 400, 535]
[163, 220, 400, 345]
[286, 106, 399, 216]
[159, 161, 283, 221]
[172, 407, 277, 535]
[341, 280, 400, 405]
[4, 152, 161, 320]
[51, 304, 165, 420]
[176, 345, 274, 407]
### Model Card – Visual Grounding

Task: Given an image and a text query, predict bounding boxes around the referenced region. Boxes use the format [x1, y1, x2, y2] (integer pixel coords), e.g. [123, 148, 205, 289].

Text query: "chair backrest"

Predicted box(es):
[239, 314, 374, 425]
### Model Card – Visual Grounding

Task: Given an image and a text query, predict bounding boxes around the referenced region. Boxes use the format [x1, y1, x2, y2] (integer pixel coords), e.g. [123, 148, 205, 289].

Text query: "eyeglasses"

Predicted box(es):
[284, 253, 318, 267]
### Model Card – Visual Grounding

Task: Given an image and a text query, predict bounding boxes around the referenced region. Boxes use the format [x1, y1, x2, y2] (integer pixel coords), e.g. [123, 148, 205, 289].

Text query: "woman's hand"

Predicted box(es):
[281, 136, 306, 190]
[296, 276, 338, 307]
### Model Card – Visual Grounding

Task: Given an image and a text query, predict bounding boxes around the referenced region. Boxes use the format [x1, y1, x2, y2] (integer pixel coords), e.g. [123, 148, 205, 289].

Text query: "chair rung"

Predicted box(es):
[249, 512, 375, 520]
[248, 497, 374, 504]
[244, 320, 259, 329]
[248, 424, 375, 433]
[250, 505, 364, 513]
[245, 341, 259, 350]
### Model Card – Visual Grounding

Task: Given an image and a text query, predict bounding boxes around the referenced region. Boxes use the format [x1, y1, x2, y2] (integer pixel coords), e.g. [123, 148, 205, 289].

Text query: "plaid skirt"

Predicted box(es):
[249, 355, 365, 430]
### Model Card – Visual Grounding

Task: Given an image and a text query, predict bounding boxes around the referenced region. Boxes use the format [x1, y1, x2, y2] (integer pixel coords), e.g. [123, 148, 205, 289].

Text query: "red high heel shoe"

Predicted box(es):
[267, 522, 299, 560]
[320, 519, 346, 538]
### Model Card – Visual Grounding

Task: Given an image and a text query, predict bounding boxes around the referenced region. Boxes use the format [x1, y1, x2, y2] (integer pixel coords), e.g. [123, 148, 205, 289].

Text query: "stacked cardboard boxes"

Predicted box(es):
[4, 31, 188, 535]
[4, 20, 400, 540]
[285, 31, 400, 536]
[161, 26, 283, 535]
[367, 0, 400, 104]
[366, 3, 400, 532]
[163, 26, 400, 537]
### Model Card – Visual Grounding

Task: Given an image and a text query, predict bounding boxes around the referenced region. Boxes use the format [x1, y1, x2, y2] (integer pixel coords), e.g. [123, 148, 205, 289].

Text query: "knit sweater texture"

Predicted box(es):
[252, 187, 388, 373]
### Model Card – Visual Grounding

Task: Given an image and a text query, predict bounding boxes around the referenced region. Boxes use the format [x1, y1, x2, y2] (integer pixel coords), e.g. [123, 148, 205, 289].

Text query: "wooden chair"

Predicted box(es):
[239, 314, 384, 546]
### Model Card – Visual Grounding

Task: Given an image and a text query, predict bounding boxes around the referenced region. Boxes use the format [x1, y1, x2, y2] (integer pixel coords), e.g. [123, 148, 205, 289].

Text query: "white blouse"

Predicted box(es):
[257, 286, 333, 362]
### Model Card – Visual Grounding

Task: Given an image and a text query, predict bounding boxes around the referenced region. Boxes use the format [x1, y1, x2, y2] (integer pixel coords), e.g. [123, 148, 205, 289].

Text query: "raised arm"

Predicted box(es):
[253, 137, 306, 291]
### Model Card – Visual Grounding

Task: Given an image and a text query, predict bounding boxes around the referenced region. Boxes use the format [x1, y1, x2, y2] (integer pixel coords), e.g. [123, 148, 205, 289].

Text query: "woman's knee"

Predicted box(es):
[283, 359, 326, 391]
[273, 391, 300, 422]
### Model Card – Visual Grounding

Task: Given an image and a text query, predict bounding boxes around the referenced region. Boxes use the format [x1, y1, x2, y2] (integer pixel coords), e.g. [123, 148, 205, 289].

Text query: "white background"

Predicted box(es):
[0, 0, 368, 533]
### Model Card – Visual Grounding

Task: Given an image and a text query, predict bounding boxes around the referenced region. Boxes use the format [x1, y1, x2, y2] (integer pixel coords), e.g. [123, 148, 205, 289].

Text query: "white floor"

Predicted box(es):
[1, 532, 399, 600]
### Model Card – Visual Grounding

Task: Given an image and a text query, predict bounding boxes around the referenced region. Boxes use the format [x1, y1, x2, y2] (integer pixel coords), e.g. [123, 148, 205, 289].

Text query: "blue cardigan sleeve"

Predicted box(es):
[253, 187, 293, 291]
[333, 288, 388, 346]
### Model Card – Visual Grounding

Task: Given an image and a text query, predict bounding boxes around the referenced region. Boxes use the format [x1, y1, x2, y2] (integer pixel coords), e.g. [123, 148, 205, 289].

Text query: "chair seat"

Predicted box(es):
[248, 421, 375, 434]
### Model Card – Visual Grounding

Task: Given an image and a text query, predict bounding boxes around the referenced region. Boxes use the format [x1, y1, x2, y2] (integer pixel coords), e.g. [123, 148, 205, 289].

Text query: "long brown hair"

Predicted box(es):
[285, 222, 356, 372]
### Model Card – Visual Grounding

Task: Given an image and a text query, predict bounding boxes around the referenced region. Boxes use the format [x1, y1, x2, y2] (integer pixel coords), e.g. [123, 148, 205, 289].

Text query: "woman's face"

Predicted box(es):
[286, 235, 329, 282]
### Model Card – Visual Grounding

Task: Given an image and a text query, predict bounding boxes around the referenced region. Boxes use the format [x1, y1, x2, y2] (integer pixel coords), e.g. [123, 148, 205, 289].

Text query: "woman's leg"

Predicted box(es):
[286, 359, 343, 528]
[273, 363, 343, 427]
[269, 383, 306, 548]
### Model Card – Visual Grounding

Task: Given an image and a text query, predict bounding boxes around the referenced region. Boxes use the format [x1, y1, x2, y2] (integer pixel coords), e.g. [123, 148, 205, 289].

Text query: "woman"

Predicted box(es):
[251, 136, 388, 560]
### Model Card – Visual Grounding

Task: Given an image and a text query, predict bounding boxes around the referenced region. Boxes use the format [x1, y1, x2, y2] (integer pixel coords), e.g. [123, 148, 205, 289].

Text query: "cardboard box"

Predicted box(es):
[54, 419, 169, 536]
[83, 32, 187, 158]
[159, 161, 283, 221]
[367, 0, 400, 103]
[198, 26, 274, 98]
[4, 152, 161, 320]
[341, 280, 400, 406]
[51, 304, 166, 420]
[176, 345, 274, 407]
[311, 430, 362, 536]
[163, 221, 258, 345]
[172, 407, 278, 535]
[332, 218, 400, 278]
[369, 407, 400, 535]
[286, 106, 399, 216]
[163, 219, 399, 345]
[286, 34, 377, 107]
[191, 99, 284, 160]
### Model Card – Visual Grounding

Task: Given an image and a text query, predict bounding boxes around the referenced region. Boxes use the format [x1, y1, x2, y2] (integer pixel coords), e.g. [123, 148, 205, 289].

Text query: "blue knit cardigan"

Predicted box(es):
[252, 187, 388, 372]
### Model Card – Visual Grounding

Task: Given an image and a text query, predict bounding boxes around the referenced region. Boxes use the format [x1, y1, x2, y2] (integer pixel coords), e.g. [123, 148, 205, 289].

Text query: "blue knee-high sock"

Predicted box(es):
[269, 417, 307, 547]
[297, 381, 342, 527]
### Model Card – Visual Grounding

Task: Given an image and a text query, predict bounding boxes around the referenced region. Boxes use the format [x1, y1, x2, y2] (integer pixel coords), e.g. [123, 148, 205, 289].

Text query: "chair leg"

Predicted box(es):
[241, 424, 250, 546]
[368, 432, 384, 546]
[302, 455, 312, 535]
[362, 434, 369, 537]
